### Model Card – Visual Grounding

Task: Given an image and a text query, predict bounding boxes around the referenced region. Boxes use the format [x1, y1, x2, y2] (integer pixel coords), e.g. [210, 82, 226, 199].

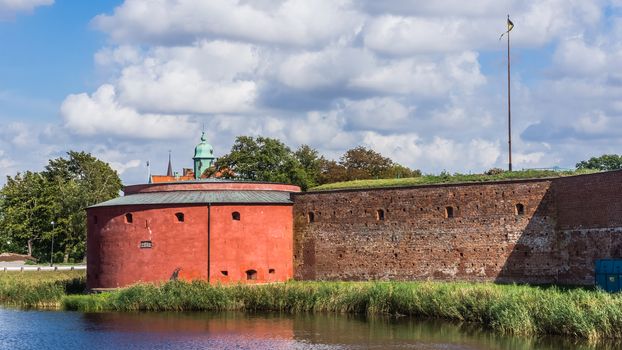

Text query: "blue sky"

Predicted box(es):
[1, 0, 621, 185]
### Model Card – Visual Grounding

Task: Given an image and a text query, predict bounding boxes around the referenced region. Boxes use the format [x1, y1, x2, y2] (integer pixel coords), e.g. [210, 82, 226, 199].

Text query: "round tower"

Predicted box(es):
[193, 132, 215, 179]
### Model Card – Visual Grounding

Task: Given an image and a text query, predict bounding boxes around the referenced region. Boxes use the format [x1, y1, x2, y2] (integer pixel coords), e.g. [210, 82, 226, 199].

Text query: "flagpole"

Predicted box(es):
[507, 14, 512, 172]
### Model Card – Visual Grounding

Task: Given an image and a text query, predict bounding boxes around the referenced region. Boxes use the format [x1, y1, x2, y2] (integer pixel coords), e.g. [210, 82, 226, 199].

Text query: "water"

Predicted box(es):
[0, 308, 611, 350]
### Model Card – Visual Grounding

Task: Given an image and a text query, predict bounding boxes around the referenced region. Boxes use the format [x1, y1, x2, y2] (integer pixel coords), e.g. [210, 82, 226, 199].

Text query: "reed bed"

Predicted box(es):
[0, 270, 85, 308]
[62, 280, 622, 341]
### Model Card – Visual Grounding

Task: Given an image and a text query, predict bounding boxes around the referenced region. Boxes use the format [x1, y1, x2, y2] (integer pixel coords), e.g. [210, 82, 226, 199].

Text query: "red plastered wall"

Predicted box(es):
[209, 205, 293, 284]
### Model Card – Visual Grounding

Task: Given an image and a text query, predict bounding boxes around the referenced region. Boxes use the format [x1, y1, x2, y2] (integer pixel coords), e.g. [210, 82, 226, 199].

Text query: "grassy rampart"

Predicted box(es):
[310, 169, 597, 191]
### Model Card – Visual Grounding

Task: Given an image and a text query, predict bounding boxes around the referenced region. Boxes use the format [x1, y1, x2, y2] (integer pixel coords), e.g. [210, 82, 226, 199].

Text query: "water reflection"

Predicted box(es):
[0, 308, 617, 350]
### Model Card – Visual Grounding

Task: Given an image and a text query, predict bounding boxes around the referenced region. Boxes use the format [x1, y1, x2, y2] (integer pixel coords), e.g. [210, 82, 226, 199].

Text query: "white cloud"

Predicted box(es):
[339, 97, 412, 131]
[108, 159, 141, 175]
[0, 0, 52, 20]
[553, 37, 608, 76]
[60, 84, 196, 140]
[39, 0, 622, 185]
[93, 0, 363, 47]
[115, 40, 259, 115]
[0, 149, 16, 178]
[0, 122, 32, 147]
[361, 132, 500, 172]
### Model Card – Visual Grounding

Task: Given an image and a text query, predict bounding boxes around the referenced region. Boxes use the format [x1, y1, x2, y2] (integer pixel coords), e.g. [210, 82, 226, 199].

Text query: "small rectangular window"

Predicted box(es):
[140, 241, 152, 249]
[445, 206, 454, 218]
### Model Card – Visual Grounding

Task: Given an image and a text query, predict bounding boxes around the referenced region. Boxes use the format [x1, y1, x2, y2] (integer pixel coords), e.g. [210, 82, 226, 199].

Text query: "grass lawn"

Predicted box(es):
[310, 169, 598, 191]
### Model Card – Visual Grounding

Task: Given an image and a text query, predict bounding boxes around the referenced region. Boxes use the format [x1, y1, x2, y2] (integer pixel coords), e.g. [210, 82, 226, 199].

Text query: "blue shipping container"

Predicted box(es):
[595, 259, 622, 292]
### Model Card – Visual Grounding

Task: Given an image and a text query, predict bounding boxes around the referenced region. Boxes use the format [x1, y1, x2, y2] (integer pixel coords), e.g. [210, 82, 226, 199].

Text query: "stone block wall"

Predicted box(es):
[292, 170, 622, 285]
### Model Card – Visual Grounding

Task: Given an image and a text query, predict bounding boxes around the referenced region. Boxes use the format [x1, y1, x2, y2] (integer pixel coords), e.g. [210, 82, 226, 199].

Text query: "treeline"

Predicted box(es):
[212, 136, 421, 190]
[0, 152, 122, 263]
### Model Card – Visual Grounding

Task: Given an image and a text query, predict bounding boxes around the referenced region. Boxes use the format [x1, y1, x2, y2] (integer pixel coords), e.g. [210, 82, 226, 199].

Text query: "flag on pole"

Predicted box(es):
[499, 17, 514, 40]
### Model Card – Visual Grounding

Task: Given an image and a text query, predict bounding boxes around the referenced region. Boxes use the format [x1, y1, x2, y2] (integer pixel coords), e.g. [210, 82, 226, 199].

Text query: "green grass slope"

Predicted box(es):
[310, 169, 598, 191]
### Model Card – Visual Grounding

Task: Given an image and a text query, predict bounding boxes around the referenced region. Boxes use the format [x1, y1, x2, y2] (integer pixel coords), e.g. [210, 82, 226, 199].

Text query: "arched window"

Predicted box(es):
[445, 206, 454, 219]
[515, 203, 525, 215]
[125, 213, 133, 223]
[376, 209, 385, 221]
[232, 212, 240, 221]
[175, 212, 185, 222]
[307, 212, 315, 223]
[245, 269, 257, 280]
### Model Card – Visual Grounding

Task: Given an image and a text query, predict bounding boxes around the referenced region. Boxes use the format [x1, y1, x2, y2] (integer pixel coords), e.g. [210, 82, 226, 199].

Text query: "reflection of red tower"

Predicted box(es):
[86, 180, 300, 289]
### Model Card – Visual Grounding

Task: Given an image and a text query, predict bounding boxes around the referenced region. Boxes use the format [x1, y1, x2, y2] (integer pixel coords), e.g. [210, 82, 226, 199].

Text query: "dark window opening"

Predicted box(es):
[140, 240, 152, 249]
[232, 211, 241, 221]
[445, 206, 454, 218]
[307, 212, 315, 223]
[268, 268, 275, 274]
[246, 269, 257, 280]
[515, 203, 525, 215]
[125, 213, 133, 223]
[376, 209, 385, 221]
[93, 216, 98, 225]
[175, 212, 185, 222]
[221, 270, 228, 276]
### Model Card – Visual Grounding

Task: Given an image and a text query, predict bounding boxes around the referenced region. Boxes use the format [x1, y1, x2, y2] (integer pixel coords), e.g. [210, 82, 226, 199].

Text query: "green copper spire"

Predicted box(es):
[193, 131, 215, 179]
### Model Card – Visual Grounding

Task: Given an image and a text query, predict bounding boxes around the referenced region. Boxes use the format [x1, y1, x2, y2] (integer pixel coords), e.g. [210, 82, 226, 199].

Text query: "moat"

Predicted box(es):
[0, 308, 611, 350]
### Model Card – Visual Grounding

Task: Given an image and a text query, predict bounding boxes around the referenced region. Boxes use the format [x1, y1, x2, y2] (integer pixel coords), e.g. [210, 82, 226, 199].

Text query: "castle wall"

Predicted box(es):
[292, 171, 622, 285]
[87, 204, 209, 288]
[550, 170, 622, 284]
[87, 203, 294, 289]
[209, 204, 293, 284]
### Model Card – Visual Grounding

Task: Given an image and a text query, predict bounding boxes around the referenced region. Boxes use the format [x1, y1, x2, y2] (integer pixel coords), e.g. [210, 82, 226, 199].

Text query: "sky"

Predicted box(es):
[1, 0, 622, 185]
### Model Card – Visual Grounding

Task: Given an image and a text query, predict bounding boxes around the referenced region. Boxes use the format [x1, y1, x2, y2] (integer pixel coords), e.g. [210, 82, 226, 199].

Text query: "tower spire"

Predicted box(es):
[166, 150, 173, 177]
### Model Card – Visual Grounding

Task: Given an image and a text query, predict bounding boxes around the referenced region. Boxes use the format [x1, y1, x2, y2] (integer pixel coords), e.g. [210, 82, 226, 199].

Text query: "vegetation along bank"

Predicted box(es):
[1, 271, 621, 342]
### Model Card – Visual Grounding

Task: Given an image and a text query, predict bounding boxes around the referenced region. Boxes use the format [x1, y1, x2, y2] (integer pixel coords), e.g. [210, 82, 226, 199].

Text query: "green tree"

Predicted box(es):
[338, 146, 420, 180]
[0, 171, 55, 257]
[294, 145, 321, 187]
[0, 151, 122, 262]
[216, 136, 314, 190]
[317, 158, 348, 185]
[381, 164, 422, 179]
[576, 154, 622, 171]
[43, 151, 122, 262]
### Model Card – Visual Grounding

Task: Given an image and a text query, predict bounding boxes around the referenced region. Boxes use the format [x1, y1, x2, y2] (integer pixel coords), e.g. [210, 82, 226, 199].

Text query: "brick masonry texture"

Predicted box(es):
[292, 171, 622, 285]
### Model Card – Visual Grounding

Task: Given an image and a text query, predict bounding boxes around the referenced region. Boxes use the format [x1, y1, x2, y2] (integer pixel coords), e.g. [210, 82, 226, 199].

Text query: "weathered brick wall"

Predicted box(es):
[292, 171, 622, 285]
[551, 170, 622, 284]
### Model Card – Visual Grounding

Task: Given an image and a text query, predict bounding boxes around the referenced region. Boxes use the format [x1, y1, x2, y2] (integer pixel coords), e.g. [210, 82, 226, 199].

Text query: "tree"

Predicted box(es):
[0, 171, 55, 257]
[216, 136, 314, 190]
[317, 158, 348, 185]
[339, 146, 391, 180]
[43, 151, 122, 262]
[294, 145, 321, 187]
[0, 151, 122, 262]
[337, 146, 420, 180]
[576, 154, 622, 171]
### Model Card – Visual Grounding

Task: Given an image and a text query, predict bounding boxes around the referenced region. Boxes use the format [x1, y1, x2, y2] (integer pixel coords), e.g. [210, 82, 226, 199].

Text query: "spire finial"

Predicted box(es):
[166, 150, 173, 177]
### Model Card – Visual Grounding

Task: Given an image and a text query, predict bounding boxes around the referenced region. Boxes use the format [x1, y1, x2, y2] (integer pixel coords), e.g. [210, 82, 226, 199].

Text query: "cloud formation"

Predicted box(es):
[0, 0, 52, 20]
[48, 0, 622, 184]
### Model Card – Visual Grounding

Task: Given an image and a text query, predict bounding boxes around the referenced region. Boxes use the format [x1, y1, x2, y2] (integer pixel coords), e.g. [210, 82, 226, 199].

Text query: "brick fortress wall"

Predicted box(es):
[292, 170, 622, 285]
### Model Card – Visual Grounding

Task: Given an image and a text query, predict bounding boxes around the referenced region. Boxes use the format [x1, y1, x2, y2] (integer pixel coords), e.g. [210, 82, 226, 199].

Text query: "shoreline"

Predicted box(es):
[1, 271, 621, 342]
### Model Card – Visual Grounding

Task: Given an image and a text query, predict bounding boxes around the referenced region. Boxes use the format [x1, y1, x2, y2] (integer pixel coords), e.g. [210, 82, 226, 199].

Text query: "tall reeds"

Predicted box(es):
[0, 270, 85, 308]
[61, 280, 622, 341]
